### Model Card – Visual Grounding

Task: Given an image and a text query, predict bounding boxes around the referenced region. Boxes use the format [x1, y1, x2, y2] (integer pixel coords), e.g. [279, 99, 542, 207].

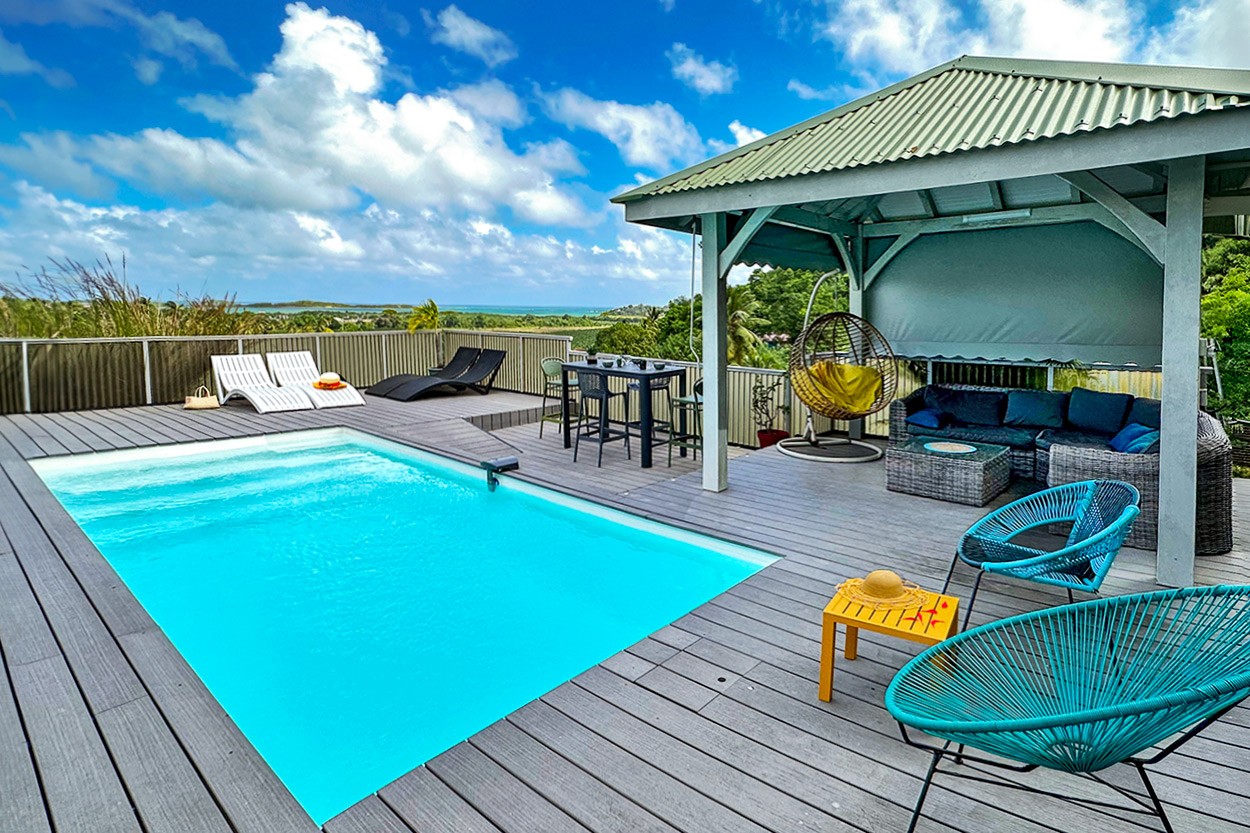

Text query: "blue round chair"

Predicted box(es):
[946, 479, 1140, 628]
[886, 585, 1250, 833]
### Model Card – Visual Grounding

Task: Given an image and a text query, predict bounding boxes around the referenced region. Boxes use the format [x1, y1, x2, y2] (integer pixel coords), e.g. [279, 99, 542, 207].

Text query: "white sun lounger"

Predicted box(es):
[265, 351, 365, 409]
[210, 354, 315, 413]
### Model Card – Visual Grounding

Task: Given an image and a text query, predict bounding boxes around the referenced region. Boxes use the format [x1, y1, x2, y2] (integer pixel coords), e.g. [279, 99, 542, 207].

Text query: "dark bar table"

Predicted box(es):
[561, 360, 688, 468]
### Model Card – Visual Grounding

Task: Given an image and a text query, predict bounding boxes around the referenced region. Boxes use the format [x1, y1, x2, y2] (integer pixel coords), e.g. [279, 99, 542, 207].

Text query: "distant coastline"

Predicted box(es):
[243, 302, 612, 317]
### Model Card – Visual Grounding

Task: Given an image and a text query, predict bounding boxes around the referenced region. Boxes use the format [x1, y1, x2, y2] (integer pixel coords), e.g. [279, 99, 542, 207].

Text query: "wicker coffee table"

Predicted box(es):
[886, 438, 1010, 506]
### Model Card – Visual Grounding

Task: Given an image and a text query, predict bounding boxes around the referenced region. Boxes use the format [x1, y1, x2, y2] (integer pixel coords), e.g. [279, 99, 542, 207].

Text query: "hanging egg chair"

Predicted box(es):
[777, 271, 898, 463]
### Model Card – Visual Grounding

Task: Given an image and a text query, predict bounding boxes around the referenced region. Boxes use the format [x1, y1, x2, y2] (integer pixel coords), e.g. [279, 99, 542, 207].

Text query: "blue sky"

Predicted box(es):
[0, 0, 1243, 306]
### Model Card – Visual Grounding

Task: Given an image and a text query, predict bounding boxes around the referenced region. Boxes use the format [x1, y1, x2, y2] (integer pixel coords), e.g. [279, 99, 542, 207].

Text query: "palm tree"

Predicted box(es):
[406, 298, 440, 331]
[726, 285, 768, 366]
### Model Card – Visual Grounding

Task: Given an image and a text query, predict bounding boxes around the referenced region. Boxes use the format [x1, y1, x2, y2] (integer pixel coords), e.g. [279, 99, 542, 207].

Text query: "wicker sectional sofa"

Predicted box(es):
[889, 384, 1233, 554]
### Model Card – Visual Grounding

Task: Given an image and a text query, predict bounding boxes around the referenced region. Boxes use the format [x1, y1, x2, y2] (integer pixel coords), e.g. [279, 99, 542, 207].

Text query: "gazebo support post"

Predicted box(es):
[701, 212, 730, 491]
[847, 227, 866, 441]
[1157, 155, 1205, 587]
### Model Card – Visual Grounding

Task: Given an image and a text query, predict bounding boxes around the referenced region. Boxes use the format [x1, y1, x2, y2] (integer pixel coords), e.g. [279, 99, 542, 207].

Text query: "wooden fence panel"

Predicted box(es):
[28, 341, 146, 412]
[382, 332, 441, 377]
[320, 333, 389, 387]
[0, 342, 23, 413]
[0, 334, 1165, 431]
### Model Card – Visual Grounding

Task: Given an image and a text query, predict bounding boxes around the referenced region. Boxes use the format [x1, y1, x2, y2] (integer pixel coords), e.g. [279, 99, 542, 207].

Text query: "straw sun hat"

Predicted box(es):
[315, 372, 343, 389]
[836, 570, 928, 609]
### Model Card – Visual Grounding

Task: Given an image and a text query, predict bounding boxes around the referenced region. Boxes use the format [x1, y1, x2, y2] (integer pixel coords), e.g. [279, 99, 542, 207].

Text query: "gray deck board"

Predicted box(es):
[0, 393, 1245, 833]
[0, 646, 50, 833]
[10, 656, 142, 833]
[470, 719, 680, 833]
[320, 796, 411, 833]
[95, 697, 235, 833]
[378, 766, 502, 833]
[425, 742, 592, 833]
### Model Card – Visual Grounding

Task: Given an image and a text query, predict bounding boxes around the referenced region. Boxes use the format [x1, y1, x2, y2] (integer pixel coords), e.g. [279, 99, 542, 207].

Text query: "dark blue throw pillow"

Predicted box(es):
[1110, 422, 1153, 452]
[1066, 387, 1133, 435]
[906, 408, 945, 429]
[1004, 390, 1067, 428]
[1127, 397, 1161, 430]
[924, 387, 1005, 427]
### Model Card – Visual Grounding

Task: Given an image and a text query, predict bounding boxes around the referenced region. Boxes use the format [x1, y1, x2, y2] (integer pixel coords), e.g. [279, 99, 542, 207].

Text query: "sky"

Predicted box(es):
[0, 0, 1247, 306]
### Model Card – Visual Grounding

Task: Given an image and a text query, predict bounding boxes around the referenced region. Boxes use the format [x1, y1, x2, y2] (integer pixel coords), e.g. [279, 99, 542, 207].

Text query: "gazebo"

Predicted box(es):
[613, 56, 1250, 586]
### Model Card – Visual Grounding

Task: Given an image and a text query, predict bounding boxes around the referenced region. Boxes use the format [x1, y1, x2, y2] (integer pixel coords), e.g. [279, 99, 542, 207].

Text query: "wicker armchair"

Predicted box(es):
[1047, 411, 1232, 554]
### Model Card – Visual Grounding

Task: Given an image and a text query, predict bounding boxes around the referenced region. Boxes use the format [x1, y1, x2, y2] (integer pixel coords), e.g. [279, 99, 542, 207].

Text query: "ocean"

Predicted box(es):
[243, 304, 610, 317]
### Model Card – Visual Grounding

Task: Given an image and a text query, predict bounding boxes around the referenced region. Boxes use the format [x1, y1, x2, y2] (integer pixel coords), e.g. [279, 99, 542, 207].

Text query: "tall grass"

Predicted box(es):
[0, 257, 263, 338]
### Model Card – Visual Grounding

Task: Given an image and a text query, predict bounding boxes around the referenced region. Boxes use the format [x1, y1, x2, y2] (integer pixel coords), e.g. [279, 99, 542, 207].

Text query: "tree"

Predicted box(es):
[1202, 236, 1250, 291]
[592, 322, 658, 356]
[725, 284, 768, 365]
[407, 298, 440, 331]
[745, 267, 846, 339]
[1202, 259, 1250, 418]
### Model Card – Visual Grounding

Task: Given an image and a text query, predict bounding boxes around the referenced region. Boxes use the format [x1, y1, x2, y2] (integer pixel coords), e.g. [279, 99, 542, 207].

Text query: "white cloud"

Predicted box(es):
[0, 183, 697, 302]
[0, 0, 236, 72]
[448, 78, 525, 127]
[3, 3, 590, 227]
[659, 0, 676, 10]
[423, 4, 517, 67]
[787, 78, 838, 101]
[706, 120, 768, 154]
[0, 29, 73, 88]
[666, 43, 737, 95]
[727, 120, 765, 145]
[543, 88, 704, 170]
[813, 0, 1250, 85]
[0, 131, 112, 197]
[120, 7, 237, 70]
[132, 57, 162, 85]
[1143, 0, 1250, 68]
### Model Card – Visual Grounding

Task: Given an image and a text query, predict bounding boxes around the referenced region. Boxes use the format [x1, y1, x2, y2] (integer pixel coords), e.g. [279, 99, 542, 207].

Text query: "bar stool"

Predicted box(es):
[538, 357, 574, 438]
[573, 371, 631, 466]
[667, 378, 703, 466]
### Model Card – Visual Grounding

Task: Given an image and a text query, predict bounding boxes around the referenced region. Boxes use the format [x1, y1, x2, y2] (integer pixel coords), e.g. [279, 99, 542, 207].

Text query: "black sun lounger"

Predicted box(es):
[367, 346, 480, 397]
[379, 348, 507, 401]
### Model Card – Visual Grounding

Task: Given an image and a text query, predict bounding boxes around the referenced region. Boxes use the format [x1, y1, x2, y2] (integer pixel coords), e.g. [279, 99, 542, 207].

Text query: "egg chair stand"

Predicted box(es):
[776, 271, 899, 463]
[776, 416, 885, 462]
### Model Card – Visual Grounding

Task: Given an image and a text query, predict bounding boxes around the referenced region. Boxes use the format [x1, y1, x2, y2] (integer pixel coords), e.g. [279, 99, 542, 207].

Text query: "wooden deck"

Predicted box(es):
[0, 393, 1247, 833]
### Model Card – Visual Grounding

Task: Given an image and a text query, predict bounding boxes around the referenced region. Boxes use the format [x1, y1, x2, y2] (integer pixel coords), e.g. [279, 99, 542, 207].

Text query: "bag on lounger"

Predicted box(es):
[184, 385, 220, 410]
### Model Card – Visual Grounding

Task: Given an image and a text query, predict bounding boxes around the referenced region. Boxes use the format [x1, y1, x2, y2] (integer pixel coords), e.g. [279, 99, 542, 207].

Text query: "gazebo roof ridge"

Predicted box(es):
[614, 55, 1250, 204]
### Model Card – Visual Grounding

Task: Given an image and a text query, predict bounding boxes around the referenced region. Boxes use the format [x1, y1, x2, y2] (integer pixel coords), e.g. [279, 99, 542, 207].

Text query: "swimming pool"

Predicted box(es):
[33, 429, 774, 824]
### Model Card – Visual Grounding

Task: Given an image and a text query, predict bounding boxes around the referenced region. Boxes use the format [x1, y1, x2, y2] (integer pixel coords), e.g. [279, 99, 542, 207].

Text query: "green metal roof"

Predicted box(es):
[614, 56, 1250, 203]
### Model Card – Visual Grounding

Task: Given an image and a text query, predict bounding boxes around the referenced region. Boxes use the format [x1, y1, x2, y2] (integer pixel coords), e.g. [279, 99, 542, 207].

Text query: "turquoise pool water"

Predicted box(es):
[33, 429, 772, 824]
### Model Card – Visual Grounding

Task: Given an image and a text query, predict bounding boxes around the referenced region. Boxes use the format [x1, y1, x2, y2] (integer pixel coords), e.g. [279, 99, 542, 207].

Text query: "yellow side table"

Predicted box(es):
[818, 579, 960, 702]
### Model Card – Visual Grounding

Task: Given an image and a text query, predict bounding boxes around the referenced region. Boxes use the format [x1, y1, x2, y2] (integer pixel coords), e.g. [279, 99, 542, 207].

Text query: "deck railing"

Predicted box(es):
[0, 330, 573, 414]
[0, 331, 1165, 450]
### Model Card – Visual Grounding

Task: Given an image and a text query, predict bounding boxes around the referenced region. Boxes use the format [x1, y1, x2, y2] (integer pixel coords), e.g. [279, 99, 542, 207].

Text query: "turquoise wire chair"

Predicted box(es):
[945, 480, 1139, 628]
[886, 585, 1250, 833]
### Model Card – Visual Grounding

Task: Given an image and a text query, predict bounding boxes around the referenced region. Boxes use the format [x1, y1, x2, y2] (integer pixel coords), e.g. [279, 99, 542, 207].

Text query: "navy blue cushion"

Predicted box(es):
[906, 408, 945, 429]
[1065, 387, 1132, 435]
[1127, 397, 1161, 430]
[1110, 422, 1154, 452]
[1035, 429, 1112, 451]
[1124, 430, 1161, 453]
[925, 387, 1005, 427]
[1004, 390, 1066, 428]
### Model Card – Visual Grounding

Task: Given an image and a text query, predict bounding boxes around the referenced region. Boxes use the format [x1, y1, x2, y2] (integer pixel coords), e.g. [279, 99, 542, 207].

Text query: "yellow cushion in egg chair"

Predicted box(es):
[796, 360, 883, 415]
